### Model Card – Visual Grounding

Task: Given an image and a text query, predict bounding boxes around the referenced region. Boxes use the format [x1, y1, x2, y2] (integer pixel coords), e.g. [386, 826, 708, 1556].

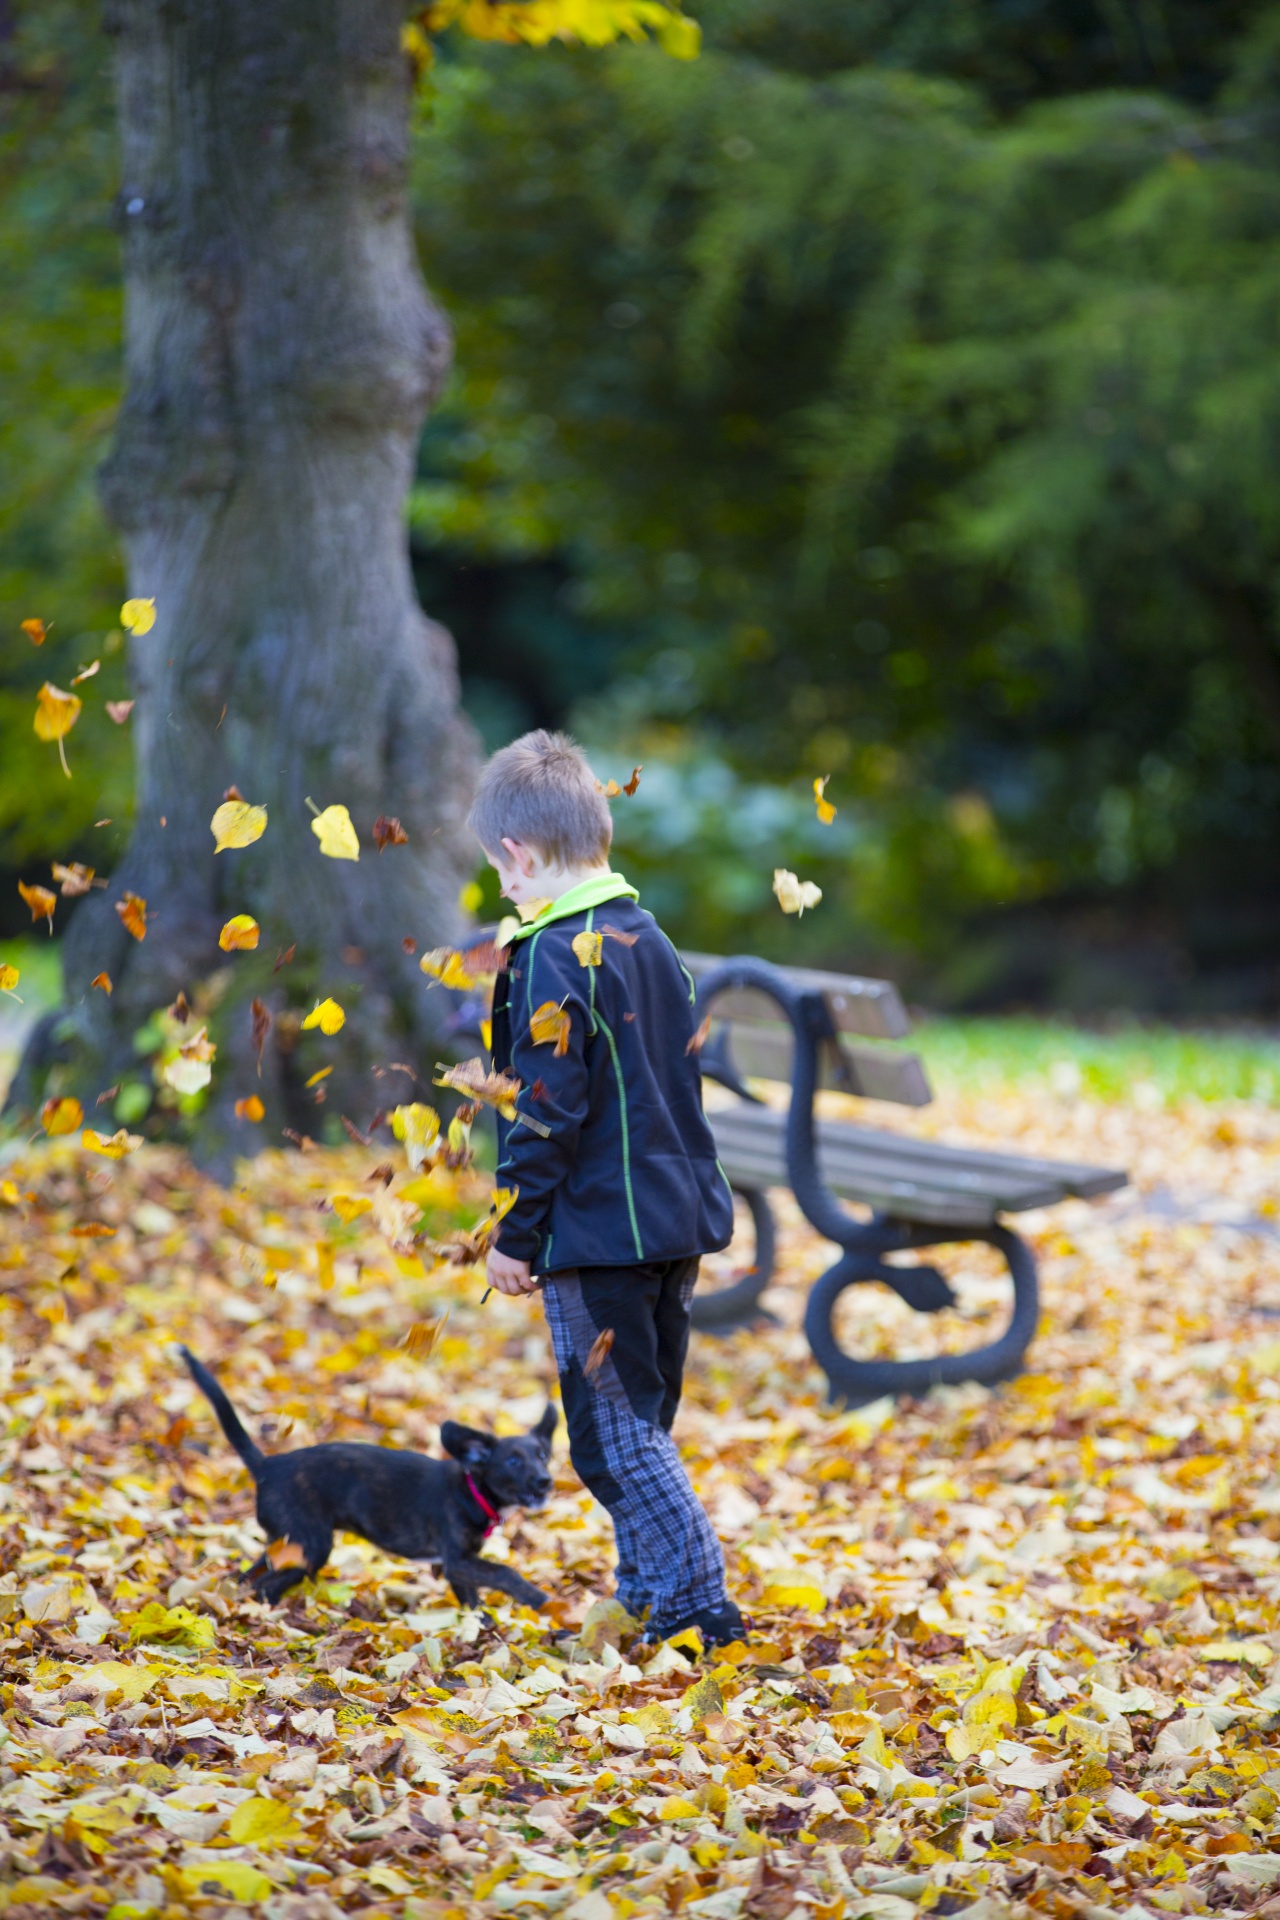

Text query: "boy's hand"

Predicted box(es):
[487, 1248, 536, 1296]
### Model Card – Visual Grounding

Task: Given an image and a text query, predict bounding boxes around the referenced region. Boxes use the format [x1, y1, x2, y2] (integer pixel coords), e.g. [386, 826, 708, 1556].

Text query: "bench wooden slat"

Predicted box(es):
[706, 1104, 1124, 1229]
[720, 1022, 932, 1107]
[683, 952, 912, 1042]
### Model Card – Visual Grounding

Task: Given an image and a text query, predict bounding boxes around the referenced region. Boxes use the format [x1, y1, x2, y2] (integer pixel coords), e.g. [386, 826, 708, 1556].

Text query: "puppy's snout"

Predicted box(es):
[527, 1472, 553, 1506]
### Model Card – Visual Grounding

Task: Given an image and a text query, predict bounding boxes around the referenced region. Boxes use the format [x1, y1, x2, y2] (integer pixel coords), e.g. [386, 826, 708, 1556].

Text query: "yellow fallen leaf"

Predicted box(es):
[211, 799, 268, 852]
[659, 1796, 701, 1821]
[420, 947, 476, 989]
[814, 774, 837, 823]
[760, 1573, 826, 1612]
[530, 1000, 571, 1056]
[311, 802, 360, 860]
[128, 1601, 215, 1649]
[82, 1128, 141, 1159]
[179, 1862, 273, 1903]
[0, 964, 18, 993]
[572, 929, 604, 967]
[302, 997, 345, 1035]
[305, 1066, 332, 1088]
[330, 1193, 373, 1224]
[218, 914, 260, 951]
[517, 897, 553, 923]
[227, 1795, 302, 1846]
[235, 1094, 265, 1122]
[115, 892, 147, 940]
[33, 682, 81, 776]
[773, 869, 823, 916]
[120, 597, 156, 635]
[41, 1096, 84, 1136]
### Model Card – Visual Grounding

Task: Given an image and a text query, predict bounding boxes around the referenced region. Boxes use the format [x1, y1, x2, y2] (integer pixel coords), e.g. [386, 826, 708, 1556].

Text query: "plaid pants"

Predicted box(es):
[542, 1259, 728, 1636]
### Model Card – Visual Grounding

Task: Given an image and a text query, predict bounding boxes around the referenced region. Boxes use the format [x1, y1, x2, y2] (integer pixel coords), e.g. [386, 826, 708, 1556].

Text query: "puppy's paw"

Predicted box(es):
[518, 1583, 548, 1610]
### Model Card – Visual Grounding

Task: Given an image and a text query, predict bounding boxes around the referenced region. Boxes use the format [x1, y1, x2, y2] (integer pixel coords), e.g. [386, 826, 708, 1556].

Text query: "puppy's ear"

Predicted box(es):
[440, 1420, 495, 1469]
[532, 1403, 558, 1450]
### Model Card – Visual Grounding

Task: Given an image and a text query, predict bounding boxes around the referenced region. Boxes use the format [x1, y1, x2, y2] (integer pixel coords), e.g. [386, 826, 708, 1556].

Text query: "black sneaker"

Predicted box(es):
[662, 1599, 746, 1649]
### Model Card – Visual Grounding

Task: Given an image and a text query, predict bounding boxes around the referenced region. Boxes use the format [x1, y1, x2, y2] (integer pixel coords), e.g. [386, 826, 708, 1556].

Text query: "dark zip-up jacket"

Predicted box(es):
[489, 876, 734, 1274]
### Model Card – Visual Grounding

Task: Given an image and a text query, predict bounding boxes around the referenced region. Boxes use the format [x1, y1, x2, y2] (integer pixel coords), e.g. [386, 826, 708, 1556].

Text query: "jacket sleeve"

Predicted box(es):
[491, 933, 592, 1262]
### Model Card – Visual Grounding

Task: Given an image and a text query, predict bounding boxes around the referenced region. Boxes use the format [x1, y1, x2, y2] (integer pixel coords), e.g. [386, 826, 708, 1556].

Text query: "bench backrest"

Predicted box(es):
[680, 951, 933, 1109]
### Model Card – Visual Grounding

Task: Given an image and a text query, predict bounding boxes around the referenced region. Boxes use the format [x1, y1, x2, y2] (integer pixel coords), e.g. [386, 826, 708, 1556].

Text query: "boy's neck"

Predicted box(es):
[537, 860, 613, 904]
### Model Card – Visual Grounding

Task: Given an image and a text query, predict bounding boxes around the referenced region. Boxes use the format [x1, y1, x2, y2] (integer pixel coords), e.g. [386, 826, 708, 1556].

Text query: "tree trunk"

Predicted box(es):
[8, 0, 477, 1169]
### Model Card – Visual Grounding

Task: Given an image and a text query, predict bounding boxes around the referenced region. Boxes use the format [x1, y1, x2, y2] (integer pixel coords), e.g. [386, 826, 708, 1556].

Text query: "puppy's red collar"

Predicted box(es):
[465, 1472, 500, 1538]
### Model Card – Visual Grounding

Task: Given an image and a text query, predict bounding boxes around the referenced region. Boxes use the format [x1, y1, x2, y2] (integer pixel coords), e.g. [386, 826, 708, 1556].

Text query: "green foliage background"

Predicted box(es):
[5, 0, 1280, 1010]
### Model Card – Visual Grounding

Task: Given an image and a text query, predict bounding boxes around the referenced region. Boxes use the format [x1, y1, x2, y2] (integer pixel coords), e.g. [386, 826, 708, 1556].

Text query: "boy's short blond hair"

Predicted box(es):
[469, 729, 613, 868]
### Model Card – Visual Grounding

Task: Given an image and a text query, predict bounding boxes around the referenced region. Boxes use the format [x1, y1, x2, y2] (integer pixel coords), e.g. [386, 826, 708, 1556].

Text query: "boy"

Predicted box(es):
[470, 730, 744, 1646]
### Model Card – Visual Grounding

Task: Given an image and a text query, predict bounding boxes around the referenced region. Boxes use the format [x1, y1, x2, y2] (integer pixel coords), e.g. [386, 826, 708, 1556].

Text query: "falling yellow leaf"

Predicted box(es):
[302, 998, 345, 1036]
[517, 897, 553, 923]
[305, 1066, 333, 1088]
[82, 1128, 142, 1159]
[814, 775, 837, 824]
[311, 803, 360, 861]
[211, 799, 268, 852]
[584, 1326, 615, 1378]
[52, 861, 95, 896]
[772, 868, 823, 916]
[433, 1058, 521, 1119]
[90, 971, 112, 994]
[218, 914, 260, 952]
[18, 880, 56, 929]
[115, 892, 147, 941]
[491, 1186, 518, 1222]
[120, 597, 156, 635]
[572, 929, 604, 967]
[71, 659, 100, 686]
[420, 947, 476, 989]
[33, 682, 81, 776]
[331, 1193, 373, 1224]
[20, 617, 48, 645]
[235, 1095, 265, 1122]
[402, 1315, 448, 1360]
[41, 1096, 84, 1136]
[163, 1026, 216, 1096]
[0, 964, 19, 994]
[530, 1000, 572, 1056]
[391, 1103, 440, 1172]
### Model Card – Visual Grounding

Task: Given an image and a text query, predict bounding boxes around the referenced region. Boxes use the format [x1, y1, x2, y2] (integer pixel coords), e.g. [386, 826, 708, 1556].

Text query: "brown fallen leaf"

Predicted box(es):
[266, 1538, 307, 1570]
[281, 1129, 315, 1151]
[584, 1327, 615, 1379]
[433, 1058, 521, 1119]
[686, 1013, 713, 1054]
[402, 936, 418, 954]
[602, 923, 639, 946]
[530, 1000, 572, 1057]
[90, 973, 113, 995]
[401, 1316, 448, 1360]
[273, 943, 296, 972]
[69, 1223, 116, 1239]
[341, 1115, 374, 1148]
[251, 998, 271, 1073]
[170, 990, 191, 1023]
[52, 862, 97, 897]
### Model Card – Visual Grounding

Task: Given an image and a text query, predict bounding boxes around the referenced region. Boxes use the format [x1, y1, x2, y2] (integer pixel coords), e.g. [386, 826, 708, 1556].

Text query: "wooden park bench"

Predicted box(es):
[683, 953, 1128, 1406]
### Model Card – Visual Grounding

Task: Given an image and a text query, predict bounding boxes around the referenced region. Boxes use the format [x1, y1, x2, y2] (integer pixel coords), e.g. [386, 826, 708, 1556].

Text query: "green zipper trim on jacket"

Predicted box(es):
[657, 924, 698, 1006]
[594, 1007, 644, 1261]
[525, 927, 544, 1025]
[585, 907, 598, 1036]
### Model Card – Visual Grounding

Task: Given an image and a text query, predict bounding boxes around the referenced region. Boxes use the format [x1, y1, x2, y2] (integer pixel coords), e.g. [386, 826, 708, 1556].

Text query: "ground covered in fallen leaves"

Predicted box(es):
[2, 1085, 1280, 1919]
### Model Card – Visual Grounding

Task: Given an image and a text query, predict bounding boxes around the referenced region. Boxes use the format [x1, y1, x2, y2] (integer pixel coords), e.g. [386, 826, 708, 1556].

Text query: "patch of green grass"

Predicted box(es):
[915, 1016, 1280, 1106]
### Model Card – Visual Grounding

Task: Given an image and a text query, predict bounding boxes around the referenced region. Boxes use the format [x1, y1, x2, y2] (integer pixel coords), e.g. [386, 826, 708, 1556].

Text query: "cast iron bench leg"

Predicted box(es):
[802, 1224, 1040, 1409]
[690, 1184, 777, 1332]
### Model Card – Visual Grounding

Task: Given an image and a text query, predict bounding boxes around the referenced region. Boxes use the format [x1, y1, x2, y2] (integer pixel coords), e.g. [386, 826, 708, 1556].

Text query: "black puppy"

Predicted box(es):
[178, 1347, 556, 1609]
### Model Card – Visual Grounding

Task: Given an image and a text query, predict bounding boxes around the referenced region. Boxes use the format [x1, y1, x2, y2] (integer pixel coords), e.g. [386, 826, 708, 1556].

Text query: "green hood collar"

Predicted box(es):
[507, 870, 639, 942]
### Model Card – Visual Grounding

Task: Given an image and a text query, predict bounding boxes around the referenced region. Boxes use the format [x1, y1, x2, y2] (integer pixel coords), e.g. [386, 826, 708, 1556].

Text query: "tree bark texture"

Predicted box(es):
[10, 0, 478, 1167]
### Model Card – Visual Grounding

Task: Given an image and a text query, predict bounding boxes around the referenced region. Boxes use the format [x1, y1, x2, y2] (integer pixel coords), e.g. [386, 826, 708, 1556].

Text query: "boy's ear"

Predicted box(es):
[440, 1421, 495, 1469]
[531, 1403, 558, 1451]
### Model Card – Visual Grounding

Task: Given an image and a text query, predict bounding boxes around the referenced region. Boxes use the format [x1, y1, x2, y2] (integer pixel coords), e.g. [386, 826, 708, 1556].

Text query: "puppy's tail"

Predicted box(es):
[178, 1346, 264, 1476]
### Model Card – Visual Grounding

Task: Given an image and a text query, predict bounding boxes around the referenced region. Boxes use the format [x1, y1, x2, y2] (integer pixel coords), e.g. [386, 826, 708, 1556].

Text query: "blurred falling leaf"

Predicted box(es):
[33, 681, 82, 776]
[420, 947, 476, 990]
[584, 1327, 615, 1379]
[120, 597, 156, 635]
[572, 929, 604, 967]
[41, 1097, 84, 1136]
[265, 1538, 307, 1570]
[211, 799, 268, 852]
[773, 868, 823, 916]
[0, 964, 19, 995]
[164, 1027, 216, 1095]
[310, 803, 360, 861]
[52, 861, 96, 897]
[20, 617, 48, 645]
[517, 897, 553, 923]
[18, 880, 56, 930]
[106, 700, 135, 724]
[433, 1058, 521, 1119]
[82, 1128, 142, 1159]
[251, 997, 271, 1072]
[372, 814, 409, 851]
[402, 1314, 448, 1360]
[71, 659, 100, 686]
[235, 1095, 265, 1122]
[115, 892, 147, 941]
[391, 1102, 441, 1173]
[686, 1013, 712, 1054]
[302, 998, 345, 1036]
[530, 1000, 571, 1056]
[814, 775, 836, 824]
[331, 1193, 373, 1224]
[91, 972, 113, 993]
[218, 914, 260, 952]
[305, 1067, 332, 1089]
